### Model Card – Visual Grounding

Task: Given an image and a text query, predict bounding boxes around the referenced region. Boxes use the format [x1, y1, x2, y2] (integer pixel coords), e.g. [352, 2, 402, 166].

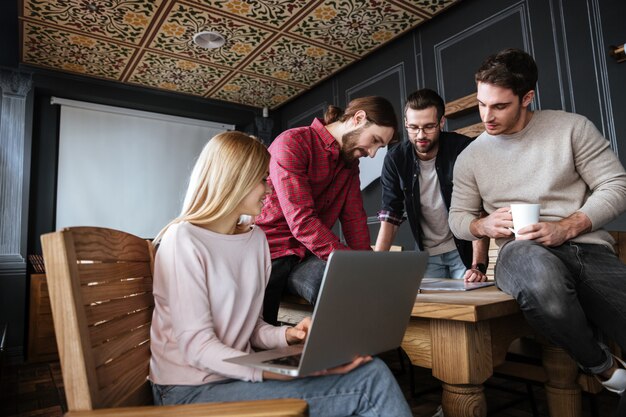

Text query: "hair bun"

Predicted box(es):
[324, 105, 344, 124]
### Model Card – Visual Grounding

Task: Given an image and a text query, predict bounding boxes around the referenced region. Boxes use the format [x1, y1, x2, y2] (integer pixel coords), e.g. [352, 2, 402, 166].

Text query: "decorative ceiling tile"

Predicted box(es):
[244, 37, 351, 85]
[212, 74, 303, 108]
[128, 51, 228, 95]
[403, 0, 459, 15]
[149, 2, 273, 68]
[189, 0, 311, 28]
[23, 0, 164, 44]
[290, 0, 424, 56]
[19, 0, 461, 108]
[22, 22, 134, 79]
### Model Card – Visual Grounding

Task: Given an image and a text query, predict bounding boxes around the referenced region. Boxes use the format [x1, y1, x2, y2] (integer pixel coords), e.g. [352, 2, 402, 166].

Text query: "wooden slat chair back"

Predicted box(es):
[41, 227, 154, 410]
[41, 226, 308, 417]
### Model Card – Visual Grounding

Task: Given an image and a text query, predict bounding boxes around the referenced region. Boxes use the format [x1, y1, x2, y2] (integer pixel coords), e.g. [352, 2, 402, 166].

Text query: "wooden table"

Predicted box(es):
[402, 286, 584, 417]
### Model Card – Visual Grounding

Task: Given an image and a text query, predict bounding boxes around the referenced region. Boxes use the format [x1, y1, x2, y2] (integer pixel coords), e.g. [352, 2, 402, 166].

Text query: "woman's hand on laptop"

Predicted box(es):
[262, 355, 372, 381]
[286, 317, 312, 345]
[310, 355, 373, 377]
[262, 371, 294, 381]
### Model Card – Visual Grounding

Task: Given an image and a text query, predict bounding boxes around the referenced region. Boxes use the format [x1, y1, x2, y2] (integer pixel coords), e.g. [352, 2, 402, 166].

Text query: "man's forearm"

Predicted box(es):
[375, 222, 399, 251]
[469, 217, 486, 239]
[558, 211, 592, 241]
[471, 237, 490, 265]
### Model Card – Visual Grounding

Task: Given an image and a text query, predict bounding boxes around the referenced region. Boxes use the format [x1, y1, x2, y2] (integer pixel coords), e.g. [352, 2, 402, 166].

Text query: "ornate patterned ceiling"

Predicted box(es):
[20, 0, 460, 109]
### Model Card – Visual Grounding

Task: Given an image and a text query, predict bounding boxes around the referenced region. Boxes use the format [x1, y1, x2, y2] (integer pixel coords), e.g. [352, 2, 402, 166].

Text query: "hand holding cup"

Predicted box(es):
[510, 204, 540, 237]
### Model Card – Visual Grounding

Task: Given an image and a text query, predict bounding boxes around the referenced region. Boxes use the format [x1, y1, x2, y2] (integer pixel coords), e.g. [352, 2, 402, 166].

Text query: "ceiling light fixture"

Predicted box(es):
[193, 31, 225, 49]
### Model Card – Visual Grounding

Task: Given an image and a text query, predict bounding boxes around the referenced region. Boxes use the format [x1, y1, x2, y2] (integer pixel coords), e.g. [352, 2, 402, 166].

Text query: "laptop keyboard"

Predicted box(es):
[262, 353, 302, 367]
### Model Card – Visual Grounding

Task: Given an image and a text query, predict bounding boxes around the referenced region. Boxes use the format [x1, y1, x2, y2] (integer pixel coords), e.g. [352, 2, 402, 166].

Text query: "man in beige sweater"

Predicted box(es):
[449, 48, 626, 397]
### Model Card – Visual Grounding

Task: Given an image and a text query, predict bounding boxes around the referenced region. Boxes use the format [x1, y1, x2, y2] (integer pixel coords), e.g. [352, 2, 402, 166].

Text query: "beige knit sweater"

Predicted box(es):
[449, 110, 626, 248]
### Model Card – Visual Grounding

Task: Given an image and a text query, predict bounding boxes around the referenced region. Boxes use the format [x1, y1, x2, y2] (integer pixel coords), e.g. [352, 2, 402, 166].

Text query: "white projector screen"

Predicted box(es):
[54, 98, 234, 239]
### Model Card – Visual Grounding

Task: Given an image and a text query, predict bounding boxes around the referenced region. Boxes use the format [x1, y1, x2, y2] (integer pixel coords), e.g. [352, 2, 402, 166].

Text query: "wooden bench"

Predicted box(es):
[27, 273, 58, 362]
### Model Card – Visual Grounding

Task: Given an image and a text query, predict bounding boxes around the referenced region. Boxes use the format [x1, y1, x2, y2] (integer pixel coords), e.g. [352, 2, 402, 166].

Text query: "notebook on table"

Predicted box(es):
[225, 250, 428, 377]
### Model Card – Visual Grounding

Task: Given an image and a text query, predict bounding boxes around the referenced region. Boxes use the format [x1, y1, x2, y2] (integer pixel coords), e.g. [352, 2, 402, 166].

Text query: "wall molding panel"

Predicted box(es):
[413, 33, 425, 89]
[345, 62, 407, 108]
[0, 69, 31, 263]
[549, 0, 575, 112]
[585, 0, 617, 154]
[433, 1, 536, 104]
[287, 102, 327, 128]
[0, 69, 31, 357]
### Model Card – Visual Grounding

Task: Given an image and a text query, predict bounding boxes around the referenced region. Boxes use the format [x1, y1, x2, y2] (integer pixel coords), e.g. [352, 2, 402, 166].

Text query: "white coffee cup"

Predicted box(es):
[510, 204, 540, 237]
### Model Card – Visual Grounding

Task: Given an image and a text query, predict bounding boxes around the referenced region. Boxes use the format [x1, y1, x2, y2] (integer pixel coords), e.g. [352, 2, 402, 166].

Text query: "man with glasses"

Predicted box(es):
[375, 89, 489, 281]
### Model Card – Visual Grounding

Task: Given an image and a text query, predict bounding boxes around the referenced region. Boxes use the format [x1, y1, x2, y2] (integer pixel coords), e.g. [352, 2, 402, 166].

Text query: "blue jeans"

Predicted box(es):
[424, 249, 466, 279]
[263, 255, 326, 325]
[151, 358, 412, 417]
[495, 240, 626, 374]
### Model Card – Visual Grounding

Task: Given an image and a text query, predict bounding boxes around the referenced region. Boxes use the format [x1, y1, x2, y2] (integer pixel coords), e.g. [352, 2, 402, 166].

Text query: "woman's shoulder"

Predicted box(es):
[162, 221, 267, 246]
[248, 224, 268, 242]
[158, 222, 199, 249]
[163, 221, 197, 239]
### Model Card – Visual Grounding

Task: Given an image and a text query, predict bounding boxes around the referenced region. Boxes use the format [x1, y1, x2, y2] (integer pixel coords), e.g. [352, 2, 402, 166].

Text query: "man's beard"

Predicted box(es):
[339, 127, 365, 164]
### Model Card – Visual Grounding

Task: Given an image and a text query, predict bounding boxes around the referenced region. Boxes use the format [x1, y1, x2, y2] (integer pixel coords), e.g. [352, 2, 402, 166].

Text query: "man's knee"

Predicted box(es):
[497, 241, 563, 275]
[288, 256, 326, 298]
[498, 240, 544, 265]
[496, 241, 567, 292]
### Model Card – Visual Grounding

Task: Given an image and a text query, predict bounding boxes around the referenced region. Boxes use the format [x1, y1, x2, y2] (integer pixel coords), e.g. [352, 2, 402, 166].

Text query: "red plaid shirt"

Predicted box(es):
[256, 118, 371, 261]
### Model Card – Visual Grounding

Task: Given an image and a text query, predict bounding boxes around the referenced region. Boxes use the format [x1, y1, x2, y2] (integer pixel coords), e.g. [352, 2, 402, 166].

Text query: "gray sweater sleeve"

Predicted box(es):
[449, 147, 482, 241]
[573, 118, 626, 229]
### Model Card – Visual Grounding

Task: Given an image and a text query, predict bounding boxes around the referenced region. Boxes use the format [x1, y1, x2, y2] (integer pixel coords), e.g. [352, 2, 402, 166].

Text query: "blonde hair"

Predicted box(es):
[154, 131, 270, 243]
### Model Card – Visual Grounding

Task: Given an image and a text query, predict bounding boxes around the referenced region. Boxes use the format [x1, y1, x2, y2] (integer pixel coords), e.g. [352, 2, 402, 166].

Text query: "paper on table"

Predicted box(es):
[419, 278, 495, 292]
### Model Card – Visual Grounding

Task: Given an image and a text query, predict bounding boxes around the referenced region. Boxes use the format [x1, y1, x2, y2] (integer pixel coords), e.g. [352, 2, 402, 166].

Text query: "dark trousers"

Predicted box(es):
[495, 240, 626, 374]
[262, 255, 326, 325]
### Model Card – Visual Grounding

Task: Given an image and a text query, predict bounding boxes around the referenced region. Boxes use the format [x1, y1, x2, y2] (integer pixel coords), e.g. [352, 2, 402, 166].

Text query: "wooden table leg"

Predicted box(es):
[542, 345, 582, 417]
[441, 383, 487, 417]
[431, 319, 491, 417]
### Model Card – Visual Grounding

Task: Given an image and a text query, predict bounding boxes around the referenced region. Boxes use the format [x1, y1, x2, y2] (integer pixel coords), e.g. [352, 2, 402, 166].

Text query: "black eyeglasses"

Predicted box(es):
[405, 122, 440, 134]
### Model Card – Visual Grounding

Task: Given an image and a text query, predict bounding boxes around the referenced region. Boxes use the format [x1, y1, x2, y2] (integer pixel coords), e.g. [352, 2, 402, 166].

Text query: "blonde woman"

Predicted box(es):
[149, 132, 412, 417]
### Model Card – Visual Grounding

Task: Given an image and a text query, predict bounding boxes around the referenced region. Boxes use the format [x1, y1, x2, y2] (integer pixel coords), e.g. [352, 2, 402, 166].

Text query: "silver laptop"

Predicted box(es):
[225, 250, 428, 376]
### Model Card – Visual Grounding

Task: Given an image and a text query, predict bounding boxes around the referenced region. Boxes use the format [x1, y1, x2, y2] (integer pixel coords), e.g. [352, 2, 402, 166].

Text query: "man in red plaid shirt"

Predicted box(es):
[256, 96, 398, 324]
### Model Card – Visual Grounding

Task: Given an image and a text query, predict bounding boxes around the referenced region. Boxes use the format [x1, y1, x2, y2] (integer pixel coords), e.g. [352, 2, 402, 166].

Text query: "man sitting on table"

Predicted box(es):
[449, 48, 626, 396]
[256, 96, 398, 325]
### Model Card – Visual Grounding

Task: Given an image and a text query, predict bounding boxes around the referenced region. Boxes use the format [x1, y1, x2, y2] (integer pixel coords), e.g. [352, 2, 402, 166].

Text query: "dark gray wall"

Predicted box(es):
[275, 0, 626, 249]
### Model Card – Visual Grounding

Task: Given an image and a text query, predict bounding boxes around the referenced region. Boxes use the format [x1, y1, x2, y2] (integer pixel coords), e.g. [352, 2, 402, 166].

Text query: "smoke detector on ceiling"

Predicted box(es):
[193, 31, 225, 49]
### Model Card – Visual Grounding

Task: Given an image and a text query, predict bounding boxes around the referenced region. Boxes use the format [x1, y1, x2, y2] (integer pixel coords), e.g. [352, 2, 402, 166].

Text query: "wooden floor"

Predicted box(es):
[0, 351, 621, 417]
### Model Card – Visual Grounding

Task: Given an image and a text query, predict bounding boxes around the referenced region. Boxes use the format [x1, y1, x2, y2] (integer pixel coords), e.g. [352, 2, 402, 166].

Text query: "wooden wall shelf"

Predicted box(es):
[445, 93, 484, 138]
[455, 122, 485, 138]
[445, 93, 478, 119]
